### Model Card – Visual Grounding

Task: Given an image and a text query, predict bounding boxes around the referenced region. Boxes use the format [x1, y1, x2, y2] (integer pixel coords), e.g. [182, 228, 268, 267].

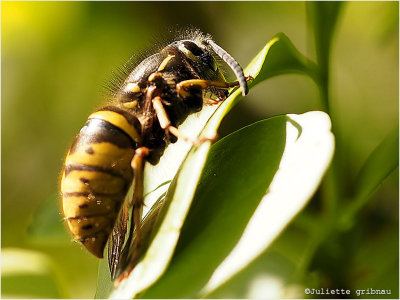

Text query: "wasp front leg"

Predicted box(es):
[176, 76, 253, 99]
[152, 96, 217, 145]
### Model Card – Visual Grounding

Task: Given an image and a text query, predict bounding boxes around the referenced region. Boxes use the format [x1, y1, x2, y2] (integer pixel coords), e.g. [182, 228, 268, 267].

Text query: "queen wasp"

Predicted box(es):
[61, 28, 249, 281]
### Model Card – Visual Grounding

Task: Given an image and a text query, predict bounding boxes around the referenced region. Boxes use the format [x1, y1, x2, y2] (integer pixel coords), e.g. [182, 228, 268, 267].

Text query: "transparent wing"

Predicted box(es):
[108, 178, 169, 281]
[108, 201, 129, 280]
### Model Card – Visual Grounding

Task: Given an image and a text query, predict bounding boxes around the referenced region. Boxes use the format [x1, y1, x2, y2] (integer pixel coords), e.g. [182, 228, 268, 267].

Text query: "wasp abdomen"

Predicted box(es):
[61, 107, 141, 258]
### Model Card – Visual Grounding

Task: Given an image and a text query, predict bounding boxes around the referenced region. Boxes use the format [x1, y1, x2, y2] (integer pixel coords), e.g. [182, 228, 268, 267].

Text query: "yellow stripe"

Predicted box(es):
[62, 170, 126, 194]
[67, 216, 109, 239]
[62, 195, 117, 218]
[64, 142, 134, 180]
[158, 55, 175, 71]
[122, 100, 138, 109]
[89, 111, 141, 143]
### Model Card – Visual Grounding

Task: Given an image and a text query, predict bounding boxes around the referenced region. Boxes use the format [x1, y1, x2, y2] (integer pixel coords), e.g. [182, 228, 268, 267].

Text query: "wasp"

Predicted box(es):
[61, 28, 249, 281]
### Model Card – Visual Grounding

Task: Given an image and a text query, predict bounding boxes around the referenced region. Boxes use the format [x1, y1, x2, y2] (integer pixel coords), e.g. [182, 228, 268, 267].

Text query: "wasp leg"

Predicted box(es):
[130, 147, 149, 265]
[204, 93, 225, 105]
[115, 147, 149, 284]
[204, 98, 222, 105]
[152, 96, 217, 145]
[176, 76, 253, 98]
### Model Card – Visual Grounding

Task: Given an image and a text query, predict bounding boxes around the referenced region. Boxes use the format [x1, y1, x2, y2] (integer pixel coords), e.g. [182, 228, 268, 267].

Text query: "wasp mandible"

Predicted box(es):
[61, 29, 250, 281]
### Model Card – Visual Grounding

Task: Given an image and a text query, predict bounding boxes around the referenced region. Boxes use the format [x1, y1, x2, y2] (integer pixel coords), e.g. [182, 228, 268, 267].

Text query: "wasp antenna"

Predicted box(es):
[203, 39, 248, 96]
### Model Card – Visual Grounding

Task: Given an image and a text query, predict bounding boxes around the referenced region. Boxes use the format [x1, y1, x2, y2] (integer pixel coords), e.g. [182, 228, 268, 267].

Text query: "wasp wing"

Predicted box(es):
[107, 201, 129, 280]
[108, 177, 170, 281]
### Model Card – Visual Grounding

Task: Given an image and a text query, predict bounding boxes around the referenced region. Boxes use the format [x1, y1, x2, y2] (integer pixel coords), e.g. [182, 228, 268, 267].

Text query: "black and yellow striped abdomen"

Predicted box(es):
[61, 108, 141, 258]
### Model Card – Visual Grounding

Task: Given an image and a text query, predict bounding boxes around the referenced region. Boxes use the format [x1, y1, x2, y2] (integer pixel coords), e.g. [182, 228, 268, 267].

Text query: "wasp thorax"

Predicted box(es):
[117, 82, 142, 108]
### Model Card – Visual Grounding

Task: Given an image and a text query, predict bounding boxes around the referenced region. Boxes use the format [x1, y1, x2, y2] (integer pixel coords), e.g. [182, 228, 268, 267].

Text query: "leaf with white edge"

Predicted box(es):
[139, 111, 334, 298]
[205, 228, 312, 299]
[98, 33, 321, 298]
[201, 111, 334, 297]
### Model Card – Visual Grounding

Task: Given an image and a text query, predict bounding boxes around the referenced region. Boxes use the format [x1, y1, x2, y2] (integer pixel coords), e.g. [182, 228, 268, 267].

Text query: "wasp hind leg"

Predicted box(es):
[114, 147, 149, 284]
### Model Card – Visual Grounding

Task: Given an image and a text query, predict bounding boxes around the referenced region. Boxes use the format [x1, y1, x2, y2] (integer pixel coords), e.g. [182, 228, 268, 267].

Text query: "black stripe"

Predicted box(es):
[69, 118, 137, 154]
[91, 118, 136, 145]
[66, 212, 115, 221]
[82, 224, 94, 230]
[64, 163, 125, 179]
[98, 106, 142, 135]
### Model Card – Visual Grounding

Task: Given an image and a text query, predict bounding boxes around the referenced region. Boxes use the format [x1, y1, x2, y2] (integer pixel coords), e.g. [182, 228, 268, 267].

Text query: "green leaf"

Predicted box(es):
[339, 129, 399, 229]
[205, 227, 314, 299]
[307, 2, 344, 111]
[140, 111, 334, 298]
[308, 2, 344, 71]
[101, 33, 322, 298]
[1, 248, 67, 298]
[247, 32, 319, 88]
[27, 194, 70, 245]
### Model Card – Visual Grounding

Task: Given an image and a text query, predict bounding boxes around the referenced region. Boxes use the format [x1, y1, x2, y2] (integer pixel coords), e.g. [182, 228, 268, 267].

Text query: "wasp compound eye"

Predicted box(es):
[182, 41, 204, 56]
[203, 39, 248, 96]
[178, 40, 217, 71]
[178, 41, 203, 61]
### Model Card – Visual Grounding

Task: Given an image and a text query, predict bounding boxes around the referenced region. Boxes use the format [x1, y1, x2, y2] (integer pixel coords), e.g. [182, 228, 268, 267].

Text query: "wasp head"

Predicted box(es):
[172, 40, 225, 84]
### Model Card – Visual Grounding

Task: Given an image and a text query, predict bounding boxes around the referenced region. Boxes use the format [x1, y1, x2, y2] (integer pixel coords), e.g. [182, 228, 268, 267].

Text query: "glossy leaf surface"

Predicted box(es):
[140, 112, 334, 298]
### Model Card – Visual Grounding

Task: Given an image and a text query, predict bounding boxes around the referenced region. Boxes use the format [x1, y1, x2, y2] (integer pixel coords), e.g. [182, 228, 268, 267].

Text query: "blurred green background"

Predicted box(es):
[2, 1, 398, 298]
